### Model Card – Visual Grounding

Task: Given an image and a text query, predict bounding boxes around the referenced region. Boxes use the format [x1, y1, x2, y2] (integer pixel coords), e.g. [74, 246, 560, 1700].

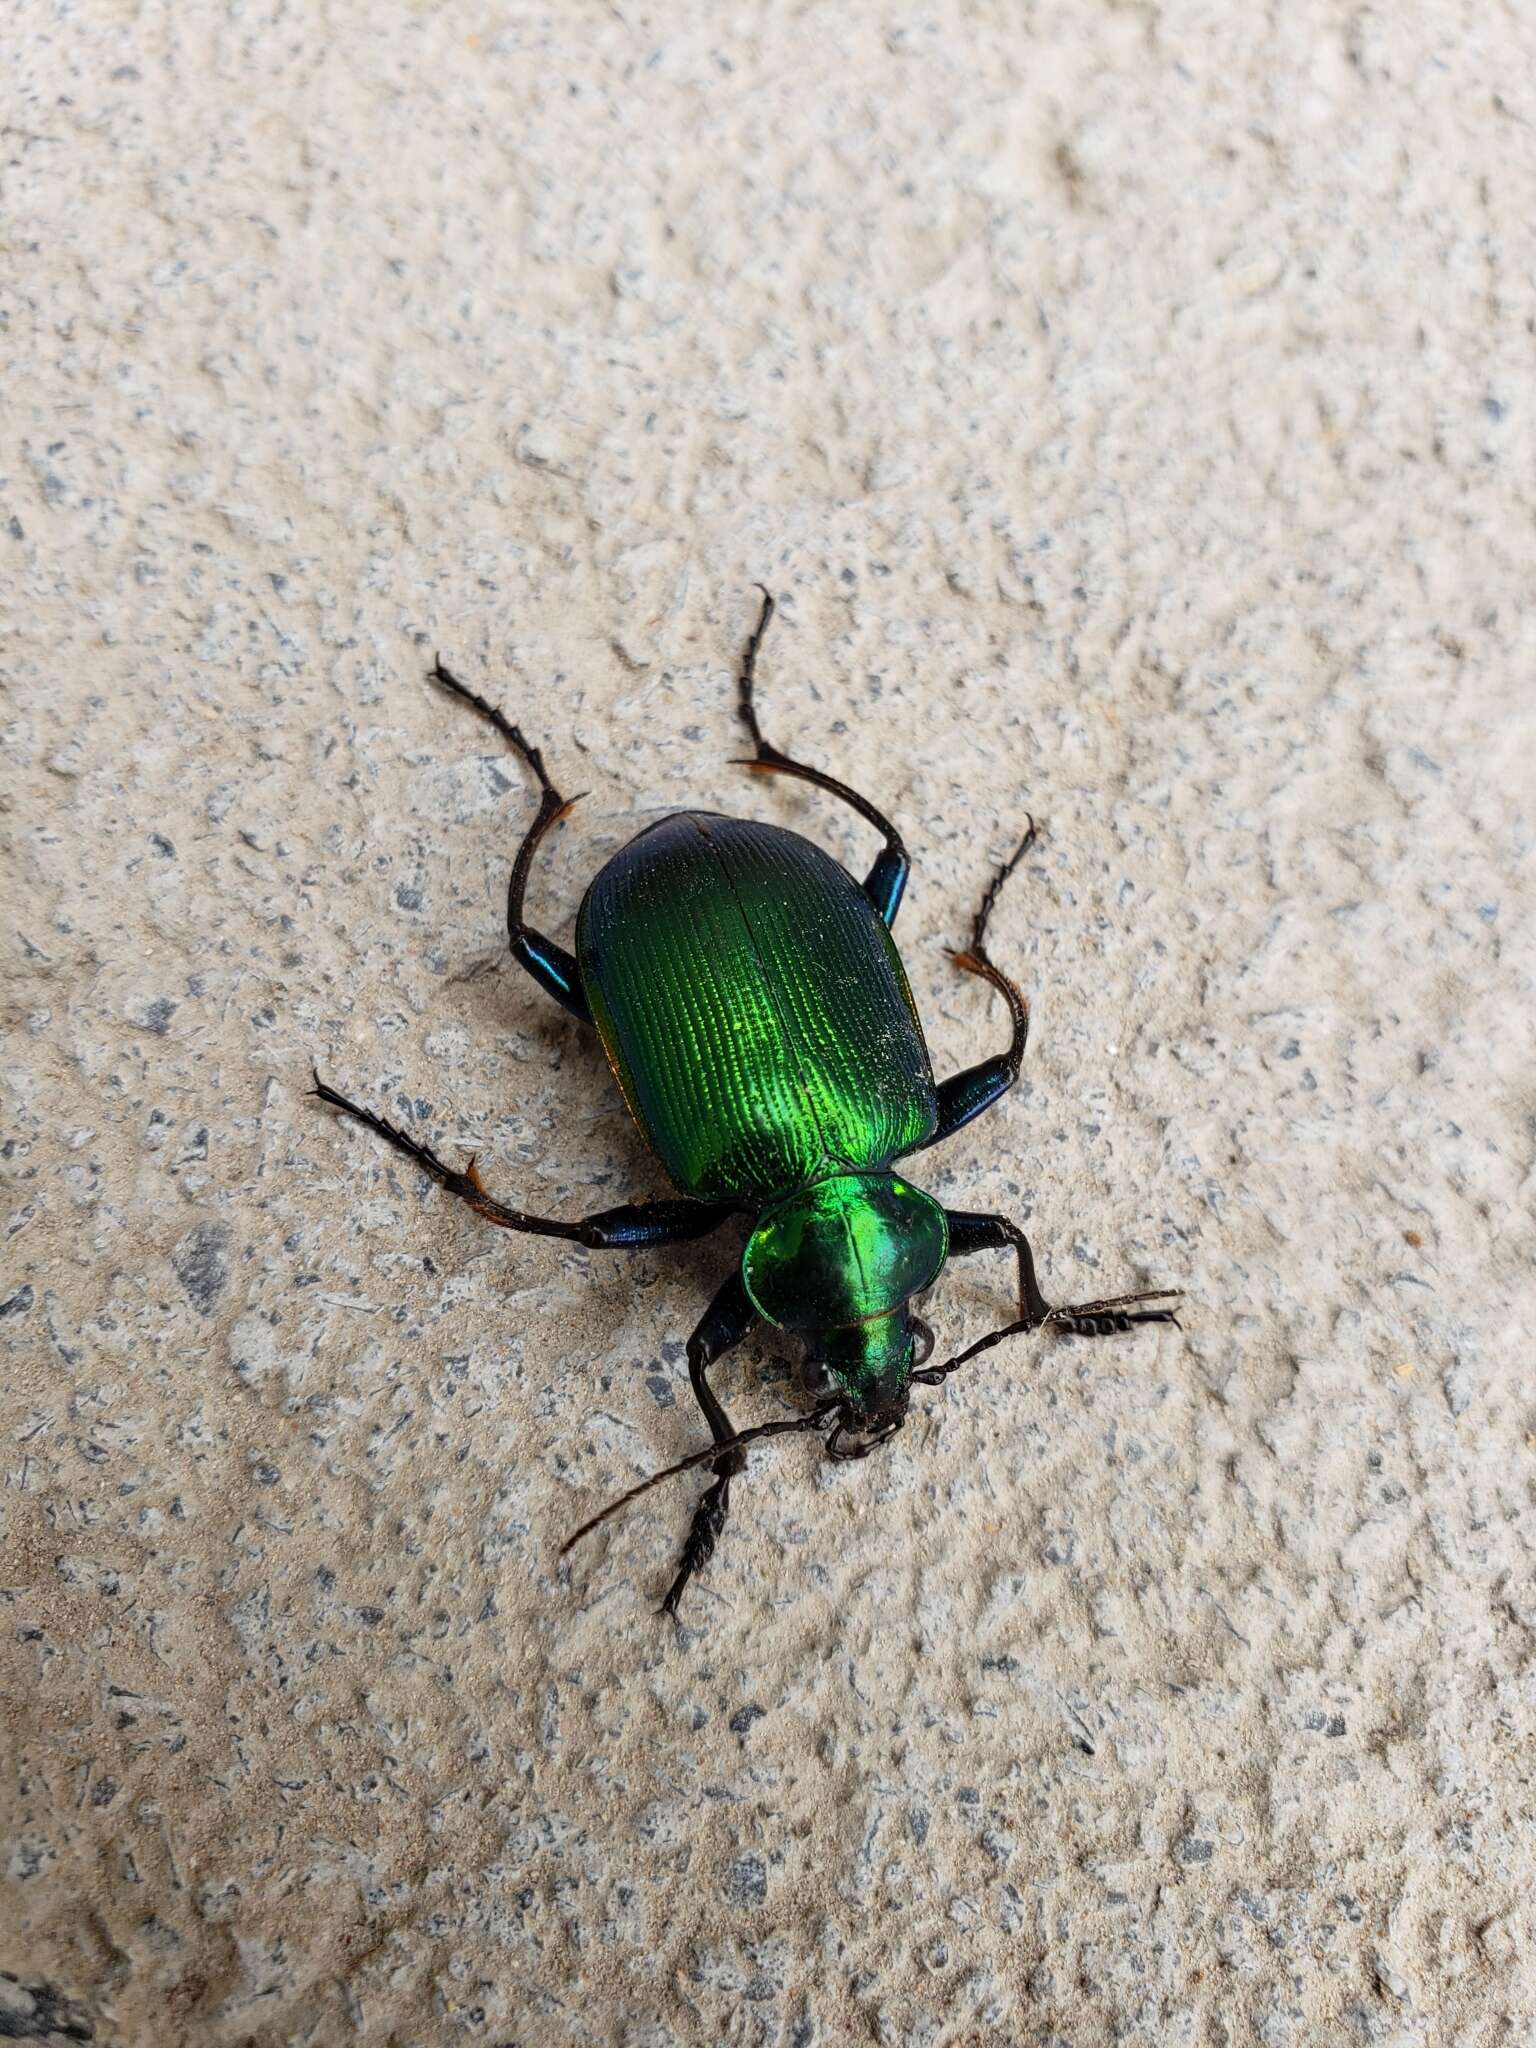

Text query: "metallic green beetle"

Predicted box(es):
[313, 590, 1178, 1613]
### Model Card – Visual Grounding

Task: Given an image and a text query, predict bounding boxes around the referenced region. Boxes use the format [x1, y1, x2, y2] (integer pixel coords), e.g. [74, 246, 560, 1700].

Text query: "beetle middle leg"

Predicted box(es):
[430, 658, 592, 1024]
[662, 1272, 758, 1616]
[731, 585, 911, 926]
[311, 1073, 738, 1247]
[945, 1209, 1180, 1337]
[903, 823, 1037, 1156]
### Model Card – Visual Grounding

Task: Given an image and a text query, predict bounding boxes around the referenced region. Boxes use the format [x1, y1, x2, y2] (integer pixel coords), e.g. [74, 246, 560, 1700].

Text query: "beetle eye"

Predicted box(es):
[799, 1352, 833, 1396]
[909, 1315, 935, 1368]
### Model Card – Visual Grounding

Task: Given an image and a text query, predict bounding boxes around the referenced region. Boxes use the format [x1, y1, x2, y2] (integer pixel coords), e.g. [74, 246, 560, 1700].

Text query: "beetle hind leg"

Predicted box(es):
[729, 586, 911, 927]
[310, 1070, 738, 1246]
[429, 657, 592, 1023]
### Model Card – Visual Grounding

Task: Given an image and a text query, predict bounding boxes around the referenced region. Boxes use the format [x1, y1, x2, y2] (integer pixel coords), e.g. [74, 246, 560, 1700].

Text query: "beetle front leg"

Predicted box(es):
[944, 1210, 1180, 1336]
[662, 1272, 758, 1616]
[311, 1073, 738, 1247]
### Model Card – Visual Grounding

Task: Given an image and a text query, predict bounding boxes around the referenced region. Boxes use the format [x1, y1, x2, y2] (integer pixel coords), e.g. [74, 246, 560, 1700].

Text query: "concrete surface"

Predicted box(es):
[4, 3, 1535, 2043]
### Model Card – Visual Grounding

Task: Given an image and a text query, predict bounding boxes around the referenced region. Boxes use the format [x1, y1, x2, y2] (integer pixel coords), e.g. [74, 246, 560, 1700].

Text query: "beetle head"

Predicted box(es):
[812, 1309, 927, 1429]
[742, 1171, 948, 1426]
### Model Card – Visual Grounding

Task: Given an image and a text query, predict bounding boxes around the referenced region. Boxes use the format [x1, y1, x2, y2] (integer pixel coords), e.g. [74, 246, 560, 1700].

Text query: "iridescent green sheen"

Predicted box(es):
[576, 813, 937, 1202]
[576, 811, 946, 1416]
[742, 1173, 947, 1330]
[742, 1172, 947, 1406]
[815, 1312, 919, 1404]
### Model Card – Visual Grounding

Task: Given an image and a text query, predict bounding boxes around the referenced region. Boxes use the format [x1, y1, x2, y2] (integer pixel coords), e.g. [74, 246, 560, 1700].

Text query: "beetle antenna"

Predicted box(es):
[912, 1290, 1184, 1388]
[559, 1399, 840, 1556]
[911, 1316, 1035, 1386]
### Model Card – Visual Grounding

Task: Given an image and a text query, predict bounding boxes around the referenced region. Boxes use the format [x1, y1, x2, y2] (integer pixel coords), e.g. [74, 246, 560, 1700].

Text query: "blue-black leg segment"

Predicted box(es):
[310, 1072, 737, 1247]
[862, 844, 910, 927]
[929, 1057, 1019, 1149]
[903, 821, 1037, 1157]
[945, 1208, 1181, 1339]
[429, 657, 593, 1024]
[945, 1209, 1051, 1323]
[511, 929, 589, 1023]
[731, 585, 912, 928]
[664, 1271, 759, 1616]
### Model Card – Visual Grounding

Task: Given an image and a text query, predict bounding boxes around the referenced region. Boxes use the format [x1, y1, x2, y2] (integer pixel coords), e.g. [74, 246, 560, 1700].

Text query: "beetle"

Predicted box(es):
[312, 589, 1179, 1612]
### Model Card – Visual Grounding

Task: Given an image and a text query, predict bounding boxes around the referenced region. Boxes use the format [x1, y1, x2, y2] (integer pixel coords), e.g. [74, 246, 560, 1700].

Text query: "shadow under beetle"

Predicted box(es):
[312, 589, 1179, 1613]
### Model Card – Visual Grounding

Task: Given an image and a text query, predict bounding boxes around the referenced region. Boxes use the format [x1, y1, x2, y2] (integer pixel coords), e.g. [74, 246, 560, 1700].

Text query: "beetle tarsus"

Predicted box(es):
[662, 1463, 741, 1616]
[1042, 1286, 1182, 1337]
[1039, 1283, 1182, 1339]
[1050, 1306, 1182, 1338]
[969, 818, 1038, 961]
[311, 1072, 522, 1222]
[950, 819, 1036, 1050]
[429, 657, 557, 794]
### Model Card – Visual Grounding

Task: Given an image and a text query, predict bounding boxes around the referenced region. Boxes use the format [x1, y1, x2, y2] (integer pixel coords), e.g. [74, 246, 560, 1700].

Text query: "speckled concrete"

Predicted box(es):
[4, 5, 1535, 2044]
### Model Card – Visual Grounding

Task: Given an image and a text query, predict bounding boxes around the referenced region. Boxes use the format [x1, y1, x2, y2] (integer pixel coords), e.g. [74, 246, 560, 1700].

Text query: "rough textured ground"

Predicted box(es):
[4, 4, 1535, 2044]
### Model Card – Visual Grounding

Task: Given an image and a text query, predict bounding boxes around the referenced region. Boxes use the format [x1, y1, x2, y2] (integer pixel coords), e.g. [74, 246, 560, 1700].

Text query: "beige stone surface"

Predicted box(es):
[4, 3, 1536, 2043]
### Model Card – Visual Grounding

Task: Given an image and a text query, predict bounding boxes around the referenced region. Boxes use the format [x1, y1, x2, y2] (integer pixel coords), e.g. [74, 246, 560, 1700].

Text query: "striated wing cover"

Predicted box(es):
[576, 813, 937, 1200]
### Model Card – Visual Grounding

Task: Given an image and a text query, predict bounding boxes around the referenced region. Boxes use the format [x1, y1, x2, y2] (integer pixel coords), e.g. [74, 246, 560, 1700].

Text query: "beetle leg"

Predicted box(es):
[730, 585, 912, 927]
[944, 1210, 1052, 1321]
[1044, 1296, 1183, 1336]
[662, 1272, 758, 1617]
[902, 823, 1036, 1155]
[943, 1209, 1181, 1335]
[310, 1072, 738, 1246]
[429, 657, 593, 1024]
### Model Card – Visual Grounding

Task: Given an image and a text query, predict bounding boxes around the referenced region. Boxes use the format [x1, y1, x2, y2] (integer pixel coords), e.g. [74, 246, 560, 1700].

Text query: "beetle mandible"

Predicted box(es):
[313, 589, 1180, 1613]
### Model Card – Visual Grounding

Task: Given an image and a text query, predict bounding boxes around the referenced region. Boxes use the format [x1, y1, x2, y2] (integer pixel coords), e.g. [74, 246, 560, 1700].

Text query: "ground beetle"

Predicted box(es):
[313, 590, 1179, 1612]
